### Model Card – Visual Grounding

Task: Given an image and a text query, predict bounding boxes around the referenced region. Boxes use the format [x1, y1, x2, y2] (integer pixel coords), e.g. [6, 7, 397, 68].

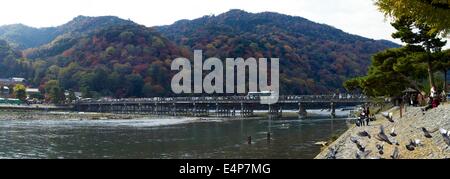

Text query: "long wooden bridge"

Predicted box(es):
[74, 94, 369, 118]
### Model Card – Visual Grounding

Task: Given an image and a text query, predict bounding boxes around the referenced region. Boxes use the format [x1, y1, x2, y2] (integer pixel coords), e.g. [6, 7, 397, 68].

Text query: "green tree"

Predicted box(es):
[50, 87, 65, 104]
[58, 62, 81, 89]
[13, 84, 27, 101]
[80, 86, 93, 98]
[125, 74, 144, 97]
[344, 46, 424, 97]
[141, 83, 153, 97]
[67, 90, 77, 103]
[44, 80, 65, 104]
[434, 49, 450, 92]
[389, 17, 446, 87]
[375, 0, 450, 35]
[152, 37, 165, 48]
[120, 31, 135, 43]
[105, 46, 117, 57]
[344, 17, 448, 97]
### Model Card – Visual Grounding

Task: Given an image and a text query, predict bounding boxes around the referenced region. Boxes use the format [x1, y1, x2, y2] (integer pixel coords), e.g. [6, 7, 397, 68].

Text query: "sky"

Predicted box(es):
[0, 0, 445, 46]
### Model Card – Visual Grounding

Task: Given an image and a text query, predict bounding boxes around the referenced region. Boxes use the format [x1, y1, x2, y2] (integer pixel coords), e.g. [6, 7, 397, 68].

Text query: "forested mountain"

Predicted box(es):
[0, 10, 400, 99]
[22, 24, 186, 97]
[156, 9, 400, 94]
[0, 16, 134, 50]
[0, 40, 32, 78]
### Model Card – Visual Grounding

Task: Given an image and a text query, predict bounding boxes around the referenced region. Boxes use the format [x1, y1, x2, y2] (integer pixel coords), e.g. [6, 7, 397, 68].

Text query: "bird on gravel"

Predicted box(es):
[376, 125, 392, 145]
[358, 131, 371, 139]
[382, 112, 394, 123]
[390, 146, 400, 159]
[350, 136, 366, 152]
[376, 143, 384, 155]
[421, 127, 433, 138]
[390, 127, 397, 137]
[391, 139, 400, 146]
[326, 147, 338, 159]
[356, 150, 372, 159]
[440, 128, 450, 148]
[415, 139, 423, 147]
[406, 139, 416, 151]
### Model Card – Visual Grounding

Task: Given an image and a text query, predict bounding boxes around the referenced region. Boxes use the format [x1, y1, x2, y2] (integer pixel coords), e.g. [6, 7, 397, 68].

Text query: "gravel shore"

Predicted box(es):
[315, 103, 450, 159]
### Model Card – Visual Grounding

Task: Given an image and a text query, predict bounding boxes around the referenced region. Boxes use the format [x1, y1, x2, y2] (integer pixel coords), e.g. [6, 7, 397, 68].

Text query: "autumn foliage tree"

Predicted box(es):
[375, 0, 450, 35]
[13, 84, 27, 101]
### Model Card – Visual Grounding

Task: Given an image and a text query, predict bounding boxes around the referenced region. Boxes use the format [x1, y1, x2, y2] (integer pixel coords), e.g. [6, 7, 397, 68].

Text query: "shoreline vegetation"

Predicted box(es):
[315, 102, 450, 159]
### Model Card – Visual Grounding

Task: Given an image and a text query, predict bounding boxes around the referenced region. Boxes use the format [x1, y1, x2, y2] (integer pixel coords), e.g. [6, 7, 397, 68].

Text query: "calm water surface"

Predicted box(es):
[0, 117, 350, 159]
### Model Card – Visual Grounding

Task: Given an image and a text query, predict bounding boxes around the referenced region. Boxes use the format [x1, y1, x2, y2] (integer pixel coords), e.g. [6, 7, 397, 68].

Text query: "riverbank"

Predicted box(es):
[0, 111, 149, 120]
[0, 108, 352, 121]
[0, 110, 269, 121]
[315, 102, 450, 159]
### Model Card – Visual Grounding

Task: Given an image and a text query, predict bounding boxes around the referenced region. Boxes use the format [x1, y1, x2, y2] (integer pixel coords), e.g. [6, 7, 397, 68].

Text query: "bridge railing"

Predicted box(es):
[75, 94, 368, 105]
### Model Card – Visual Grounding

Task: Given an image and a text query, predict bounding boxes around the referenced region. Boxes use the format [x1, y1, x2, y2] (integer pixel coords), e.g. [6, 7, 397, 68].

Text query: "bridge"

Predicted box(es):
[74, 95, 369, 119]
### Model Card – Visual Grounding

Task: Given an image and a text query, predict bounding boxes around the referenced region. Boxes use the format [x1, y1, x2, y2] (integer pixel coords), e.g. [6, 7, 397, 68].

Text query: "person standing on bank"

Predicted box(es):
[430, 86, 437, 99]
[365, 106, 370, 126]
[422, 86, 440, 112]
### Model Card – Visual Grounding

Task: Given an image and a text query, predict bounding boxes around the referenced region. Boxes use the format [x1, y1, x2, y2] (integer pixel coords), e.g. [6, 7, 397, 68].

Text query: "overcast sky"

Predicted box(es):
[0, 0, 445, 46]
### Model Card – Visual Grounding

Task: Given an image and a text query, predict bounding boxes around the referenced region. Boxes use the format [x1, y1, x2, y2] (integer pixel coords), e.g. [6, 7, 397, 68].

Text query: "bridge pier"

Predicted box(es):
[172, 103, 176, 116]
[330, 102, 336, 118]
[298, 103, 307, 119]
[240, 103, 244, 117]
[268, 104, 281, 118]
[239, 103, 254, 117]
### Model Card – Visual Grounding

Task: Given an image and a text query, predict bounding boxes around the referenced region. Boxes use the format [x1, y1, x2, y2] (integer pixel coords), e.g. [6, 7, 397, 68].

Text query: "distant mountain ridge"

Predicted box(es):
[0, 10, 400, 97]
[156, 9, 400, 94]
[158, 10, 397, 46]
[0, 16, 134, 50]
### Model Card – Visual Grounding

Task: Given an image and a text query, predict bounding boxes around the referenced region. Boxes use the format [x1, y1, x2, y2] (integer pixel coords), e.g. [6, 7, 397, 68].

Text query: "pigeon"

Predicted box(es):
[421, 127, 433, 138]
[406, 139, 416, 151]
[414, 139, 423, 147]
[356, 150, 372, 159]
[381, 112, 388, 118]
[326, 147, 338, 159]
[440, 128, 450, 136]
[391, 146, 400, 159]
[350, 137, 365, 152]
[391, 139, 400, 146]
[382, 112, 395, 123]
[376, 143, 384, 155]
[376, 125, 392, 145]
[440, 128, 450, 147]
[350, 136, 359, 143]
[358, 131, 371, 139]
[390, 128, 397, 137]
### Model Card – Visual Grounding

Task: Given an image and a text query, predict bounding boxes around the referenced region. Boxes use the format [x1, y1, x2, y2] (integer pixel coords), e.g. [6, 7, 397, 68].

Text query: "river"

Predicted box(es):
[0, 115, 350, 159]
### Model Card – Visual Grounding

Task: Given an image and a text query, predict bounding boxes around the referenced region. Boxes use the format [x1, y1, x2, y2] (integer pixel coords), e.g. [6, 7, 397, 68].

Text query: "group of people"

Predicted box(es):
[356, 106, 371, 127]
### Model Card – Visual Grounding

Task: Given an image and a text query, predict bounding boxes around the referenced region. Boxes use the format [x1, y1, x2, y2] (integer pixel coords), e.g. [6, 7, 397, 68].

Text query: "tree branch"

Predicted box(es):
[421, 0, 450, 10]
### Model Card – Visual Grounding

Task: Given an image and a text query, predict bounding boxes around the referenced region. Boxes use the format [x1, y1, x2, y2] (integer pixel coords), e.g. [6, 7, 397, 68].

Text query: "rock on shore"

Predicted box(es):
[315, 103, 450, 159]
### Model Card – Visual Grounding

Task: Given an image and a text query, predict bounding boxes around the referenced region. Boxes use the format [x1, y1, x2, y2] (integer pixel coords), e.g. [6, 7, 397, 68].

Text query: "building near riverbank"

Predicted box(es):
[0, 77, 25, 85]
[0, 77, 28, 98]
